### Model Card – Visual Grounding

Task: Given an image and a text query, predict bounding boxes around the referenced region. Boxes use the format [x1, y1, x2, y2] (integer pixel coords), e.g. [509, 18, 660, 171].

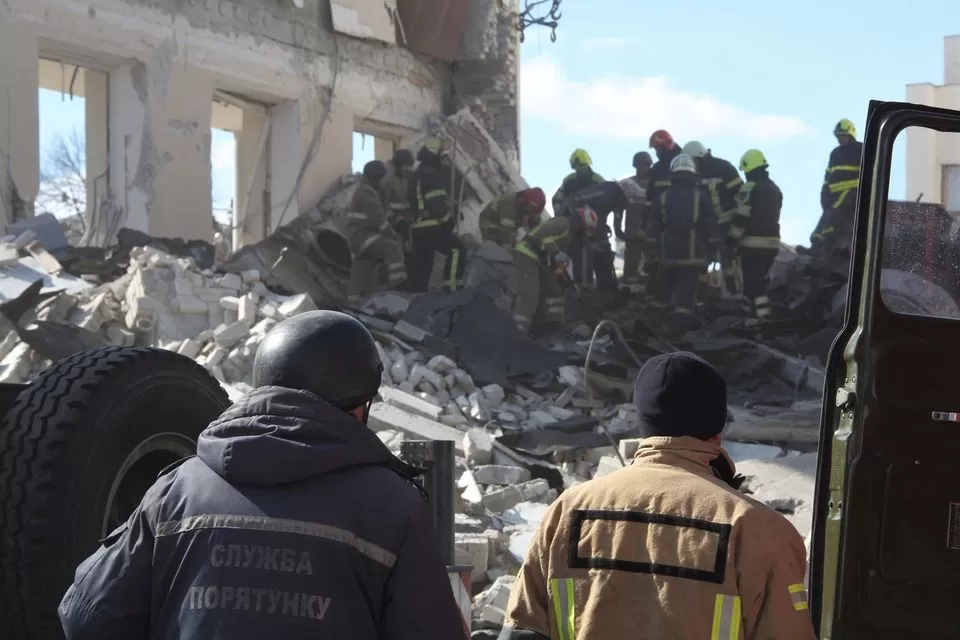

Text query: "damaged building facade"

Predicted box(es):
[0, 0, 520, 245]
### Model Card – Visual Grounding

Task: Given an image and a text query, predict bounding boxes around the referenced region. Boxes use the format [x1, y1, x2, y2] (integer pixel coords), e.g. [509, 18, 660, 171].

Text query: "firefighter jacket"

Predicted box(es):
[501, 436, 816, 640]
[617, 175, 649, 240]
[729, 168, 783, 250]
[551, 169, 605, 212]
[515, 215, 576, 265]
[648, 178, 720, 266]
[58, 386, 465, 640]
[380, 167, 411, 223]
[479, 192, 526, 247]
[698, 155, 744, 224]
[407, 162, 452, 230]
[345, 180, 396, 257]
[647, 146, 682, 206]
[820, 140, 863, 212]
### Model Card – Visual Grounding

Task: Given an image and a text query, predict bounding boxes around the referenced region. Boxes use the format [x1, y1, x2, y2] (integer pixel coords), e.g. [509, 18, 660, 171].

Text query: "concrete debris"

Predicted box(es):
[3, 110, 870, 632]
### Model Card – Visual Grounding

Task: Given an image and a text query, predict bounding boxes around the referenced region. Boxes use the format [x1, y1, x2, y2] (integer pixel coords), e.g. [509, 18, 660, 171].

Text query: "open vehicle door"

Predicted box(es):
[810, 101, 960, 638]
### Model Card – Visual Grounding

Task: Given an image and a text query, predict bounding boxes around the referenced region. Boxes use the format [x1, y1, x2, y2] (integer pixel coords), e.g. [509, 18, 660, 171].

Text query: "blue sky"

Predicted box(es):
[38, 2, 956, 244]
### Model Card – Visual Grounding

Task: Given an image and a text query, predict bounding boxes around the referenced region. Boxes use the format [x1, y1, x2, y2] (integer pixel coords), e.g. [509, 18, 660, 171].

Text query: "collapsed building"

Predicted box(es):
[0, 0, 520, 245]
[4, 1, 955, 635]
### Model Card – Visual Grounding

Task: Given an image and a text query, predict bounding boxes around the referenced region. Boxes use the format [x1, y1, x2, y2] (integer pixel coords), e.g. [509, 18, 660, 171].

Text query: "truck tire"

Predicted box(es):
[0, 346, 229, 640]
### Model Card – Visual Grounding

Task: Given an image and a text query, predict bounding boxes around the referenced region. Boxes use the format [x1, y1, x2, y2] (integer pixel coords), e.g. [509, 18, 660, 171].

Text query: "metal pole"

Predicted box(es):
[399, 439, 455, 565]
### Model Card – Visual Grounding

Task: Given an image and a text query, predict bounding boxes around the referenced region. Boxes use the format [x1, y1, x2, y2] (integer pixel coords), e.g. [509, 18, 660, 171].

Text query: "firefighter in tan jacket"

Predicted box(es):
[345, 160, 407, 305]
[500, 351, 816, 640]
[478, 187, 547, 248]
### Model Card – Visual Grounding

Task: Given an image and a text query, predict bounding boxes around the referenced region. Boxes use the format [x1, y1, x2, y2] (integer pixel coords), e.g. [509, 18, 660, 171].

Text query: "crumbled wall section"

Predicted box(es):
[452, 0, 520, 169]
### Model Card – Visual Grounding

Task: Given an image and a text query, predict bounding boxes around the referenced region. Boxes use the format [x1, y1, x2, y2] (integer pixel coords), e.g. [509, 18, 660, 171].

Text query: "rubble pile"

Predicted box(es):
[0, 110, 857, 631]
[0, 240, 823, 629]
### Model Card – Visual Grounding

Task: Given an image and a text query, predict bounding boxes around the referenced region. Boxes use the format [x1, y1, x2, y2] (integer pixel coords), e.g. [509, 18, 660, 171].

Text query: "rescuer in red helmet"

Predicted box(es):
[477, 187, 547, 249]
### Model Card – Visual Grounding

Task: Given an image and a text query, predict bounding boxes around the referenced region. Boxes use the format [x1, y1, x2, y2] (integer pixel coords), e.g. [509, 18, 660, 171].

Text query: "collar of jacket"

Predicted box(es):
[633, 436, 744, 489]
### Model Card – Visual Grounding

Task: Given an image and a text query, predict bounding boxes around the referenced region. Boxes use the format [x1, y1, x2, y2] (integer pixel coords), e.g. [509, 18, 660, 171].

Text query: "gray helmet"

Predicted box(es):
[362, 160, 387, 183]
[253, 310, 383, 412]
[632, 151, 652, 168]
[392, 148, 414, 167]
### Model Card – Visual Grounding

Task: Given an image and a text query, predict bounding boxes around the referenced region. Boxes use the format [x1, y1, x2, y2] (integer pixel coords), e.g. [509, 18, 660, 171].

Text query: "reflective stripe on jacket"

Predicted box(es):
[479, 192, 524, 247]
[501, 437, 816, 640]
[820, 140, 863, 210]
[648, 182, 719, 266]
[380, 170, 410, 219]
[698, 155, 744, 223]
[729, 170, 783, 249]
[551, 170, 605, 211]
[57, 387, 466, 640]
[515, 216, 573, 262]
[346, 181, 394, 256]
[408, 164, 451, 229]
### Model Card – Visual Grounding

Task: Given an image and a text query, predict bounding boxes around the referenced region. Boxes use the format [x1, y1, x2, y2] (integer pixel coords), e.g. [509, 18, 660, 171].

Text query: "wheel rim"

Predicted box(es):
[102, 433, 196, 536]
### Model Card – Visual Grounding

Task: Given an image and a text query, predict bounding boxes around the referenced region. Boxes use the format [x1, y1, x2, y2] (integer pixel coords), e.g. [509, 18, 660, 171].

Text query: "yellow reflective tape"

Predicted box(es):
[549, 578, 576, 640]
[423, 189, 446, 199]
[788, 583, 808, 611]
[502, 218, 518, 228]
[448, 248, 461, 291]
[828, 179, 859, 193]
[156, 514, 397, 568]
[726, 177, 744, 189]
[828, 164, 860, 172]
[515, 243, 539, 260]
[739, 235, 780, 249]
[711, 594, 742, 640]
[416, 181, 424, 210]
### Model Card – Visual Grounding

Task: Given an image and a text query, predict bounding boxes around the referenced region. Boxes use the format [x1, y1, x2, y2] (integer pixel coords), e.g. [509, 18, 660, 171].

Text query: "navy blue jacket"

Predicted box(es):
[58, 386, 465, 640]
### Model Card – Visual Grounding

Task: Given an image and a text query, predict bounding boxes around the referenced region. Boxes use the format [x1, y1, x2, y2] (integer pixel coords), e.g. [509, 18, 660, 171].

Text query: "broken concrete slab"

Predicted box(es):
[367, 402, 465, 453]
[737, 452, 817, 537]
[402, 108, 527, 241]
[726, 404, 820, 445]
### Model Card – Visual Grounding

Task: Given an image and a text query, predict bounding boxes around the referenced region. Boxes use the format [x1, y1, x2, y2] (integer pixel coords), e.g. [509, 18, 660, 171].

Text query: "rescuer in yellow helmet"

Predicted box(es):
[725, 149, 783, 320]
[810, 118, 862, 254]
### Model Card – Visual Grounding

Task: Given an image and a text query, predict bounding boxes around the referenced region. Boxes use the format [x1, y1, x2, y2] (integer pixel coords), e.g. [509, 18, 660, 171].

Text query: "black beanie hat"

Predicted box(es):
[633, 351, 727, 440]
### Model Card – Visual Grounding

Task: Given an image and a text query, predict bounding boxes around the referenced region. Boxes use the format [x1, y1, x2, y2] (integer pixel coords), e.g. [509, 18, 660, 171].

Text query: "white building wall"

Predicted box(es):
[906, 35, 960, 213]
[0, 0, 448, 242]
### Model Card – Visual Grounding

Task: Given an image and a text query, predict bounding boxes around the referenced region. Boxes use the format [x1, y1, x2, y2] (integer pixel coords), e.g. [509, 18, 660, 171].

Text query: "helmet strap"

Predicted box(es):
[359, 398, 374, 425]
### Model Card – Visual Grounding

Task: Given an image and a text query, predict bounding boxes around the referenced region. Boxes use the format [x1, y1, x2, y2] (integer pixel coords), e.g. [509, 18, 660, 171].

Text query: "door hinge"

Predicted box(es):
[836, 386, 857, 411]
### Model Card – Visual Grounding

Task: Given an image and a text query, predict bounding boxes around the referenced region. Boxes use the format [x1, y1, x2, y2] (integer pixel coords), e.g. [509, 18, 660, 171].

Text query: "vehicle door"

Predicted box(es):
[811, 100, 960, 638]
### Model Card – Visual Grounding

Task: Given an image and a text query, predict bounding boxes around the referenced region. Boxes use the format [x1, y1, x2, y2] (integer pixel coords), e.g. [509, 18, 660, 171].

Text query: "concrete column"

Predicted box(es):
[84, 69, 109, 235]
[267, 96, 354, 233]
[298, 97, 353, 211]
[0, 19, 39, 226]
[109, 59, 214, 242]
[267, 99, 300, 234]
[374, 137, 395, 162]
[234, 106, 268, 248]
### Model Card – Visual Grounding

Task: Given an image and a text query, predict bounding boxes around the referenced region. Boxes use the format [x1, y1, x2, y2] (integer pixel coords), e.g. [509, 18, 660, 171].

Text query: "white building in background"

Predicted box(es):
[906, 35, 960, 212]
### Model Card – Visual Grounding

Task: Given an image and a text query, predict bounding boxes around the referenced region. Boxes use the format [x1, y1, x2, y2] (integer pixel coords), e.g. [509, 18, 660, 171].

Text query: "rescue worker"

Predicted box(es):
[728, 149, 783, 320]
[559, 180, 625, 292]
[500, 351, 816, 640]
[381, 148, 415, 258]
[683, 141, 745, 296]
[811, 118, 863, 252]
[646, 154, 720, 320]
[645, 130, 683, 302]
[407, 137, 466, 293]
[551, 148, 606, 212]
[58, 310, 465, 640]
[478, 187, 547, 248]
[345, 160, 407, 305]
[511, 206, 599, 334]
[616, 151, 653, 288]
